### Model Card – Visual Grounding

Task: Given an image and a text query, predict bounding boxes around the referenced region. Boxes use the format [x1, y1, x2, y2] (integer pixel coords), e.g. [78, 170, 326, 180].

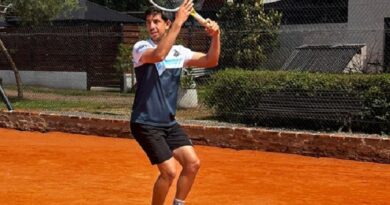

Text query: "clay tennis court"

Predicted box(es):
[1, 128, 390, 205]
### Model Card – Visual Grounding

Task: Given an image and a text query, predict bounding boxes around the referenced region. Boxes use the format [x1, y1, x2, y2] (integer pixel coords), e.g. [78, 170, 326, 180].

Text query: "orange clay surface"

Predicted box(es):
[1, 128, 390, 205]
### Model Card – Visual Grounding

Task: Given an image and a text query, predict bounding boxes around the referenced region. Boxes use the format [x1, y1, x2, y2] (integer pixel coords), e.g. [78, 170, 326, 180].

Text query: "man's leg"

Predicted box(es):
[173, 145, 201, 201]
[152, 157, 177, 205]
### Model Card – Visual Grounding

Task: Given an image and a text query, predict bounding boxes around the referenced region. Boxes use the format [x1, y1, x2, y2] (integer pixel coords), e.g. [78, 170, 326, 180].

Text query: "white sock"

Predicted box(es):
[173, 198, 185, 205]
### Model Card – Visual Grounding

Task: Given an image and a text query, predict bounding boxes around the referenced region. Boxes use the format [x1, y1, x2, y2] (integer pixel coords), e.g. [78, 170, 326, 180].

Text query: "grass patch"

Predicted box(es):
[5, 85, 133, 97]
[10, 98, 113, 112]
[2, 85, 213, 120]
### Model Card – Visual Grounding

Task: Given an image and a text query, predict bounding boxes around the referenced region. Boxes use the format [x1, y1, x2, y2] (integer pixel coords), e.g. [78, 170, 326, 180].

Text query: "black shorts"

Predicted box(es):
[130, 122, 193, 165]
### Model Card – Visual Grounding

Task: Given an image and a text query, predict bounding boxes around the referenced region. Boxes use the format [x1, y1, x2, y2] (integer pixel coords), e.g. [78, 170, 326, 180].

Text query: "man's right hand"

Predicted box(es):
[175, 0, 193, 26]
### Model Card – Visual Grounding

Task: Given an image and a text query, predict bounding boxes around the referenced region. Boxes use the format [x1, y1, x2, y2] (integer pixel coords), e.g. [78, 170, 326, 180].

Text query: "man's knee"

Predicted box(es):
[160, 168, 177, 184]
[184, 159, 200, 174]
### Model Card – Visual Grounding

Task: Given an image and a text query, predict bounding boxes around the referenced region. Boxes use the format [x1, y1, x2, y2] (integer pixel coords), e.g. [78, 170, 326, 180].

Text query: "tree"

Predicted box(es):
[5, 0, 78, 26]
[114, 27, 148, 93]
[1, 0, 78, 98]
[88, 0, 148, 12]
[217, 0, 282, 70]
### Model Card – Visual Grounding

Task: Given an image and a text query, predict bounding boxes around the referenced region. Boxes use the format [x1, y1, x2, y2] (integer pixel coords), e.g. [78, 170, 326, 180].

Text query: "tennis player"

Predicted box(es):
[130, 0, 220, 205]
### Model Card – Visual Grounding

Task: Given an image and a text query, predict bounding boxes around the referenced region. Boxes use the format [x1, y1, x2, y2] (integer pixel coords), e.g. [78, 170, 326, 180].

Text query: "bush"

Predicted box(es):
[203, 69, 390, 134]
[114, 43, 133, 74]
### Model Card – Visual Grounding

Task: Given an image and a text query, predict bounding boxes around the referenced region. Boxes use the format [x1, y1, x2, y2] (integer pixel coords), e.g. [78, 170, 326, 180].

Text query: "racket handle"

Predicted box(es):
[190, 10, 209, 27]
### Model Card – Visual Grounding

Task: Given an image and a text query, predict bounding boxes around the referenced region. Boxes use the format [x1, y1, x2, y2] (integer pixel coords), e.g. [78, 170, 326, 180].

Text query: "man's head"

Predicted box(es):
[144, 7, 172, 43]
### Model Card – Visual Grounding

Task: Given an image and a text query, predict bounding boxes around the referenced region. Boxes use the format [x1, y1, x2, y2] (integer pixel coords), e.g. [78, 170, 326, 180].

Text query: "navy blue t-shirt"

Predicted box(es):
[131, 39, 193, 127]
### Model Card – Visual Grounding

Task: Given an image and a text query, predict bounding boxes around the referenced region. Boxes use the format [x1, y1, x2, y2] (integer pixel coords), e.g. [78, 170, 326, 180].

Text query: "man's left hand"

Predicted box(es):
[204, 19, 220, 37]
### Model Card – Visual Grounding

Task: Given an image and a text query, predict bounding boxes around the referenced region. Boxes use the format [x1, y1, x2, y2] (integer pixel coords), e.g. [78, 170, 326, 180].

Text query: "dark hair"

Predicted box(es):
[144, 6, 173, 22]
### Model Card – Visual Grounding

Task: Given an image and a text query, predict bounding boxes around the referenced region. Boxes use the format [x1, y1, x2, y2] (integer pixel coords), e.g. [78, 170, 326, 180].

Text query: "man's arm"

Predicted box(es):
[185, 20, 221, 68]
[139, 0, 193, 64]
[140, 21, 184, 63]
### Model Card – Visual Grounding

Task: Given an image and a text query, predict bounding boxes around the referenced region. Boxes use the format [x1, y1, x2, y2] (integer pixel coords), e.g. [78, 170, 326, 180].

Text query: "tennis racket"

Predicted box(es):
[149, 0, 209, 27]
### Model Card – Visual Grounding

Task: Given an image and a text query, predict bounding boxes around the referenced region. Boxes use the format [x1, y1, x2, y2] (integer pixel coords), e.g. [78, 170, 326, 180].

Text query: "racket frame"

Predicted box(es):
[148, 0, 209, 27]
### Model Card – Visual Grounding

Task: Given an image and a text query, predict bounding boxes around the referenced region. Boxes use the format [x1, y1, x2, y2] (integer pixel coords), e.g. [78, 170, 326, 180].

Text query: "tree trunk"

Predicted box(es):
[0, 38, 23, 98]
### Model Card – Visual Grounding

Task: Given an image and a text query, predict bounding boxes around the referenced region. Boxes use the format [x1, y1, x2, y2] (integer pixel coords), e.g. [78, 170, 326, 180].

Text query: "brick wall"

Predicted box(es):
[0, 111, 389, 163]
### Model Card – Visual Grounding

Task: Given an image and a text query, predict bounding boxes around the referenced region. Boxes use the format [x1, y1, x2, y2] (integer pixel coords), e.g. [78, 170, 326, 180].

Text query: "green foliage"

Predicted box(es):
[88, 0, 148, 11]
[180, 68, 196, 89]
[5, 0, 78, 25]
[217, 0, 282, 70]
[114, 26, 149, 74]
[114, 43, 133, 74]
[204, 69, 390, 133]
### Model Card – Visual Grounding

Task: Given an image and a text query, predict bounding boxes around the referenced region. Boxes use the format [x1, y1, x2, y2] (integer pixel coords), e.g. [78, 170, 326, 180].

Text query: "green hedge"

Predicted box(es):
[203, 69, 390, 134]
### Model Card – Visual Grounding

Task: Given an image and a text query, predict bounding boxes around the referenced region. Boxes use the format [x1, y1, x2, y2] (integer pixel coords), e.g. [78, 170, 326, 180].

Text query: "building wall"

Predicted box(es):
[266, 23, 348, 69]
[347, 0, 390, 71]
[267, 0, 390, 72]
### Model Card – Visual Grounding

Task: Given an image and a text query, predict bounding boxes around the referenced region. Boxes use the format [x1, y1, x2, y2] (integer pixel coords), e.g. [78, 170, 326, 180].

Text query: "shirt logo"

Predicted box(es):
[173, 49, 180, 57]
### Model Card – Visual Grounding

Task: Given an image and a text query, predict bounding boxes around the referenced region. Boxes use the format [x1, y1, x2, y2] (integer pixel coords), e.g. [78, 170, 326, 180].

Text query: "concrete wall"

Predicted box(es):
[0, 71, 87, 90]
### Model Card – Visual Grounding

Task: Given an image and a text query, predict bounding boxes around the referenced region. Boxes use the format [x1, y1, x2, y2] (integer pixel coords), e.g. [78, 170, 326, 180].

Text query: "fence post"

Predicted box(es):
[0, 82, 13, 111]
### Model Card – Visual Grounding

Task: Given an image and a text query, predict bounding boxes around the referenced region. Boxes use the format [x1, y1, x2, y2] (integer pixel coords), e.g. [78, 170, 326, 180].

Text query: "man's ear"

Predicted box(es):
[166, 19, 172, 29]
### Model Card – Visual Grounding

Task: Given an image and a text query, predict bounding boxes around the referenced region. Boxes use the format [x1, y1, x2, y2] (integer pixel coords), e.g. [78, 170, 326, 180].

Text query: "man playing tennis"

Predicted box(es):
[130, 0, 220, 205]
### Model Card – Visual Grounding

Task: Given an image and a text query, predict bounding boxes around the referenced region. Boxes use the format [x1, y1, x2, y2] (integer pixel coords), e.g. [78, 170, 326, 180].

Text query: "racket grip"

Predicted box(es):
[191, 10, 209, 27]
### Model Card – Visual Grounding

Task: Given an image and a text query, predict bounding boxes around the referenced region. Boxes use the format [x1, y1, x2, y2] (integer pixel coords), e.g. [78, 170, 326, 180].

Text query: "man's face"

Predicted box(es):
[146, 13, 170, 43]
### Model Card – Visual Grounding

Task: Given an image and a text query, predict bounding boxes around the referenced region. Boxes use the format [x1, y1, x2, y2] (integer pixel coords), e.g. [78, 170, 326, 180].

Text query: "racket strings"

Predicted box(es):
[151, 0, 184, 10]
[150, 0, 204, 11]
